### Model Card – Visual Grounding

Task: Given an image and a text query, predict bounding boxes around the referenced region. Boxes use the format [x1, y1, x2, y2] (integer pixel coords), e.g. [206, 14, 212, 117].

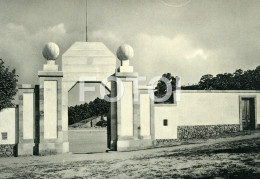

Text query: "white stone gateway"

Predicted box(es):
[15, 40, 260, 156]
[17, 41, 155, 155]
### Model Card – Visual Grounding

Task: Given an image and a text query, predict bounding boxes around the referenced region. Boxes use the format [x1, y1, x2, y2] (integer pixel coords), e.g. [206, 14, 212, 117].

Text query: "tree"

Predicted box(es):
[92, 97, 110, 120]
[0, 59, 18, 111]
[68, 97, 110, 126]
[198, 74, 214, 89]
[182, 65, 260, 90]
[154, 73, 176, 103]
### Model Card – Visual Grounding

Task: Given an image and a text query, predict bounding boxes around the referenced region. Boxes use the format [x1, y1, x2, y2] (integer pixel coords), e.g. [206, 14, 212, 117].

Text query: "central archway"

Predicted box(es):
[68, 81, 111, 153]
[61, 42, 117, 153]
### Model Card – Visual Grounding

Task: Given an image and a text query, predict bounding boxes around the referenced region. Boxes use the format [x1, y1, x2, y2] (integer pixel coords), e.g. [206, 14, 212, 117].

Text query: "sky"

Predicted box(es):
[1, 0, 260, 104]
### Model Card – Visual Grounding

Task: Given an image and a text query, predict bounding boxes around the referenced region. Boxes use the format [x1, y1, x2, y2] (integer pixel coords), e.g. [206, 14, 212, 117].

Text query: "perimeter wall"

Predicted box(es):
[152, 91, 260, 141]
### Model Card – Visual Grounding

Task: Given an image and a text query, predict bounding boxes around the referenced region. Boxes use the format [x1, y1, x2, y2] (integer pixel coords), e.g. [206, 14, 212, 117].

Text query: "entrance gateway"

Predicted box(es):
[18, 42, 154, 155]
[63, 42, 116, 153]
[15, 41, 260, 156]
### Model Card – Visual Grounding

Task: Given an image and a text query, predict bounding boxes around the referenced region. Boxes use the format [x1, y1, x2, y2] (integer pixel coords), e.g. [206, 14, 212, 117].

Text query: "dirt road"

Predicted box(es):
[0, 132, 260, 178]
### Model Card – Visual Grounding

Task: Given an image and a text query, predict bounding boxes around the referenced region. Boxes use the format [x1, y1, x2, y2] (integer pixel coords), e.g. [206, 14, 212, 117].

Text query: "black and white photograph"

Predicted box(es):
[0, 0, 260, 178]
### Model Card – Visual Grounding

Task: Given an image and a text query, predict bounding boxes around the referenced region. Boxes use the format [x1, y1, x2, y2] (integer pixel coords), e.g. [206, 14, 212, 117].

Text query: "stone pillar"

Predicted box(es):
[18, 84, 35, 156]
[115, 44, 139, 151]
[116, 72, 138, 146]
[115, 44, 153, 151]
[37, 42, 69, 155]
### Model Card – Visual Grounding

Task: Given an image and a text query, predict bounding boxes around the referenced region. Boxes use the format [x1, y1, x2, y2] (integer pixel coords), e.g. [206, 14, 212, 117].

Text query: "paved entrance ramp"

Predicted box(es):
[69, 129, 107, 153]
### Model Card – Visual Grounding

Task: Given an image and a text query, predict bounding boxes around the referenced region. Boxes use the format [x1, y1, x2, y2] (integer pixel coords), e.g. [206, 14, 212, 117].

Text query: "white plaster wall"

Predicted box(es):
[140, 94, 151, 136]
[176, 92, 260, 126]
[44, 81, 57, 139]
[120, 81, 133, 136]
[23, 93, 34, 139]
[0, 108, 18, 144]
[153, 92, 260, 139]
[154, 106, 177, 139]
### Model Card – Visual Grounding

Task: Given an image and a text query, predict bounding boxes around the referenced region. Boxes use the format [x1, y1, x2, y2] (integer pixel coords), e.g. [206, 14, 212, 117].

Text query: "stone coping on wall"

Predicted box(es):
[132, 89, 260, 93]
[179, 90, 260, 93]
[115, 72, 138, 77]
[152, 103, 177, 107]
[38, 71, 63, 77]
[18, 84, 35, 89]
[138, 85, 153, 90]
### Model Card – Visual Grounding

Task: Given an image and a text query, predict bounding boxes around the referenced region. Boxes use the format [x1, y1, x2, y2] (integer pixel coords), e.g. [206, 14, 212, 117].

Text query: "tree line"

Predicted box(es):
[68, 97, 110, 125]
[183, 66, 260, 90]
[155, 65, 260, 103]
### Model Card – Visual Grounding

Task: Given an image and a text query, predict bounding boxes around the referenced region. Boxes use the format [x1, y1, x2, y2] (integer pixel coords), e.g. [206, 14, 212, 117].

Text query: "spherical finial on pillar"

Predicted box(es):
[116, 44, 134, 61]
[42, 42, 60, 61]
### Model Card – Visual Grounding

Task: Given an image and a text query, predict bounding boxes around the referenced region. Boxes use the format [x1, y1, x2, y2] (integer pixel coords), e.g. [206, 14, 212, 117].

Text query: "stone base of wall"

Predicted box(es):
[38, 142, 69, 155]
[18, 143, 35, 156]
[117, 139, 153, 151]
[153, 139, 178, 146]
[177, 124, 240, 139]
[0, 144, 18, 157]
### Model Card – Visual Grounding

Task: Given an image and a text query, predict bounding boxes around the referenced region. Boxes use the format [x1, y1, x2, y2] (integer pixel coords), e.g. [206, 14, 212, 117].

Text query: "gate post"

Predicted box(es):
[115, 45, 139, 151]
[37, 43, 69, 155]
[18, 84, 35, 156]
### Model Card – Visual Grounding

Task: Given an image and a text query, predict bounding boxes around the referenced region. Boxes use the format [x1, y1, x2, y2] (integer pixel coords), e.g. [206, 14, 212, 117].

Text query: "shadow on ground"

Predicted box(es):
[1, 138, 260, 178]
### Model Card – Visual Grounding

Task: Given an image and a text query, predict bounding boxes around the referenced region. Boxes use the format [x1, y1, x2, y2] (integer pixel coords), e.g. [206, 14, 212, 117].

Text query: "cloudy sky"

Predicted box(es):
[1, 0, 260, 90]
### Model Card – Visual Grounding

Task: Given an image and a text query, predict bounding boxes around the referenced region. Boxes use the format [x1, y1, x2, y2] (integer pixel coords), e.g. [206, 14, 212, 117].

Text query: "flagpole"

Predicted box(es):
[86, 0, 88, 42]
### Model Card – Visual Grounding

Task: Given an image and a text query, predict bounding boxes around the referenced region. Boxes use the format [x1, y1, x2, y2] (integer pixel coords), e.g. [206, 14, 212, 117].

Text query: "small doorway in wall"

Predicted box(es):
[240, 97, 256, 131]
